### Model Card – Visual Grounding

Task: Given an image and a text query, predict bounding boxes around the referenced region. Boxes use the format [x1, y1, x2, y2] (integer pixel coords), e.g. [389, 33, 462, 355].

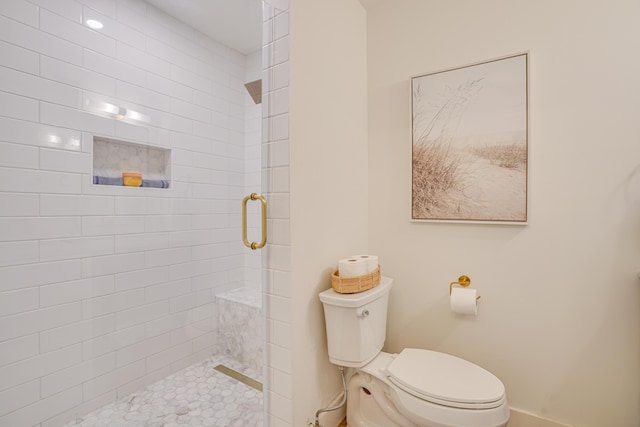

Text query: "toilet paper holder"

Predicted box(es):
[449, 275, 481, 300]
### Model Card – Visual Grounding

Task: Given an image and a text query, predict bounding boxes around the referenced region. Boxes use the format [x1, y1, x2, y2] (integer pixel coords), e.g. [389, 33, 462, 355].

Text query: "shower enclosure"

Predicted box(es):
[0, 0, 289, 425]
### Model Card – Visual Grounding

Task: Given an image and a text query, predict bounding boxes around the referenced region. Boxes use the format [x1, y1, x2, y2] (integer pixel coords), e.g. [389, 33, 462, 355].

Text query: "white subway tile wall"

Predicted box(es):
[263, 3, 292, 426]
[244, 49, 263, 294]
[0, 0, 260, 426]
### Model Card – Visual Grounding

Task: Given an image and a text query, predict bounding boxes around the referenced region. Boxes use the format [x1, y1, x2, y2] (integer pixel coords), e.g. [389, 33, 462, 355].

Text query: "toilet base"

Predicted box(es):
[347, 372, 417, 427]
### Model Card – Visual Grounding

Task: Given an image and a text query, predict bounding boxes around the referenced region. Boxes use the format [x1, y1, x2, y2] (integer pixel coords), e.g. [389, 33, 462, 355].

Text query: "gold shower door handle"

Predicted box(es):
[242, 193, 267, 250]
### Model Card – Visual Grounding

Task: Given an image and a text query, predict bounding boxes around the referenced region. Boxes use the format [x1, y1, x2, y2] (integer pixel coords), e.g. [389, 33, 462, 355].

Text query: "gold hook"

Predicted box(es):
[449, 275, 481, 300]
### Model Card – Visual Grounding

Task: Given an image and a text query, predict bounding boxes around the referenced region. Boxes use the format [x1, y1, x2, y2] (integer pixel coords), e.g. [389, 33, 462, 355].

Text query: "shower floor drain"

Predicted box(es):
[214, 364, 263, 391]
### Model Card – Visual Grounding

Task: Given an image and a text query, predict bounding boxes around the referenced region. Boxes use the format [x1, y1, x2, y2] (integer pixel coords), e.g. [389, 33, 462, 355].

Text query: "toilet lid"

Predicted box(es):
[386, 348, 505, 409]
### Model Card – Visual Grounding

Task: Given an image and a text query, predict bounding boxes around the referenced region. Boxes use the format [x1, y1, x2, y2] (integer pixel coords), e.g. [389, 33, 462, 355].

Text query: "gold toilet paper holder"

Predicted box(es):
[450, 275, 481, 300]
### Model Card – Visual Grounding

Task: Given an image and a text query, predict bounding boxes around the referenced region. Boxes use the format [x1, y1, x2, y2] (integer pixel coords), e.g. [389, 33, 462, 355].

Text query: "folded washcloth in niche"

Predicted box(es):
[93, 176, 123, 186]
[141, 179, 170, 188]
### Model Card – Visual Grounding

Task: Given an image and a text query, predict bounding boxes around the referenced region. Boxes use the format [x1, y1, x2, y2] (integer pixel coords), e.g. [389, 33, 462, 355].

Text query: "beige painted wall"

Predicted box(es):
[366, 1, 640, 426]
[289, 0, 368, 425]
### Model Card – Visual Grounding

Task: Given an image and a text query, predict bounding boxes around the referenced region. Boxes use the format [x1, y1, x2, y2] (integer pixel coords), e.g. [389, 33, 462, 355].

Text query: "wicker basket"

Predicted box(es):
[331, 266, 381, 294]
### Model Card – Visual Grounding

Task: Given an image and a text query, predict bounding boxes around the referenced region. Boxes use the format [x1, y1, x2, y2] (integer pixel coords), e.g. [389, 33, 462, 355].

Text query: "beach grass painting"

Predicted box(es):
[411, 53, 528, 223]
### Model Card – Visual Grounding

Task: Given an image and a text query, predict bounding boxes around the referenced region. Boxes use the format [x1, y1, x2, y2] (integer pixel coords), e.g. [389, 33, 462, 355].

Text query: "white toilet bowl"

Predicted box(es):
[347, 351, 509, 427]
[319, 277, 510, 427]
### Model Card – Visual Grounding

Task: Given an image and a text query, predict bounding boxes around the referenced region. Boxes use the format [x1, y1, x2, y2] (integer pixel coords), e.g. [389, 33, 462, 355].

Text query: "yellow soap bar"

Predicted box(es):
[122, 172, 142, 187]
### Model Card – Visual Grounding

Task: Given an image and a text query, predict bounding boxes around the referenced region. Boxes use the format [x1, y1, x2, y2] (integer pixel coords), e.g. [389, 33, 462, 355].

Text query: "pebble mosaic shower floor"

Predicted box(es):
[61, 354, 263, 427]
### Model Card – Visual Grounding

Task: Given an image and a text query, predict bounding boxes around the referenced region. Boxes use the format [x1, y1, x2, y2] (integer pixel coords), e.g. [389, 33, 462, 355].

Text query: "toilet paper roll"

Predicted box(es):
[338, 258, 369, 278]
[450, 287, 478, 316]
[350, 254, 379, 274]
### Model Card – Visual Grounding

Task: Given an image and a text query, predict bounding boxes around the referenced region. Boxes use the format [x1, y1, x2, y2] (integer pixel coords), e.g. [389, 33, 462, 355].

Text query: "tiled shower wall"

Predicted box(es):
[244, 50, 263, 292]
[0, 0, 251, 425]
[262, 3, 293, 426]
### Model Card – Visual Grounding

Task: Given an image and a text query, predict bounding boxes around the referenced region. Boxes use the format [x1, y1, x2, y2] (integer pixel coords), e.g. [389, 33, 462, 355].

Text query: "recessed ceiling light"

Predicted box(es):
[86, 19, 103, 29]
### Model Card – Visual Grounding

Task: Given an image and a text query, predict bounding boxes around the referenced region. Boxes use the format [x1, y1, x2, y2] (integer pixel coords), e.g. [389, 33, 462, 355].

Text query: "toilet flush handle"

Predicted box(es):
[357, 308, 370, 318]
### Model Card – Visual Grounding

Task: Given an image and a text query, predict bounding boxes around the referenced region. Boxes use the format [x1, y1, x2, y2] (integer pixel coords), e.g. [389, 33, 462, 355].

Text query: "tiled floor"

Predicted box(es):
[61, 354, 263, 427]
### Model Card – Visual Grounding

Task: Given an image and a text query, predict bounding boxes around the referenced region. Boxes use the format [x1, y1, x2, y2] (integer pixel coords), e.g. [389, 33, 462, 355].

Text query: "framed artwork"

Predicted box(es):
[411, 53, 529, 224]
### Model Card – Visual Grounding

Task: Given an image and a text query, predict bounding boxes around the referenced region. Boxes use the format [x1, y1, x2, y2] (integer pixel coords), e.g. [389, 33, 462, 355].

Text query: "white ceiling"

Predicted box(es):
[146, 0, 263, 55]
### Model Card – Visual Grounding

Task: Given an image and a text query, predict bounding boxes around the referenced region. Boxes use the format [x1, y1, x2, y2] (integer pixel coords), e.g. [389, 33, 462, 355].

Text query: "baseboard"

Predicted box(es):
[317, 401, 569, 427]
[317, 391, 347, 427]
[509, 408, 572, 427]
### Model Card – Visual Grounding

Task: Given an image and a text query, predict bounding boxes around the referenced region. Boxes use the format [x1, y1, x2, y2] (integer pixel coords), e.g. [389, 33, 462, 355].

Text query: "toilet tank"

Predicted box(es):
[319, 277, 393, 367]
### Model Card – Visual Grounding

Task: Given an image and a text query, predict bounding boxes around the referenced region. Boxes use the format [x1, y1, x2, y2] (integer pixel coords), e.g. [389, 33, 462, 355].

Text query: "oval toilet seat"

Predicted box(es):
[385, 348, 506, 410]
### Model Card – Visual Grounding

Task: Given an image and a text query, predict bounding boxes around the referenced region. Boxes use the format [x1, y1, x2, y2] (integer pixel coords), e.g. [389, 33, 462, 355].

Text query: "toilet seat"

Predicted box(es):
[386, 348, 506, 410]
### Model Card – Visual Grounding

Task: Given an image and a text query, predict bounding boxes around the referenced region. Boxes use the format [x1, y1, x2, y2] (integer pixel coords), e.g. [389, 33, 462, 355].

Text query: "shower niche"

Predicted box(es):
[92, 136, 172, 188]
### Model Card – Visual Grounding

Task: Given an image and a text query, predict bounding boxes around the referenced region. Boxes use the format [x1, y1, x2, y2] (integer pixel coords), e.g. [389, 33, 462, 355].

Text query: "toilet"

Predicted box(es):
[319, 276, 510, 427]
